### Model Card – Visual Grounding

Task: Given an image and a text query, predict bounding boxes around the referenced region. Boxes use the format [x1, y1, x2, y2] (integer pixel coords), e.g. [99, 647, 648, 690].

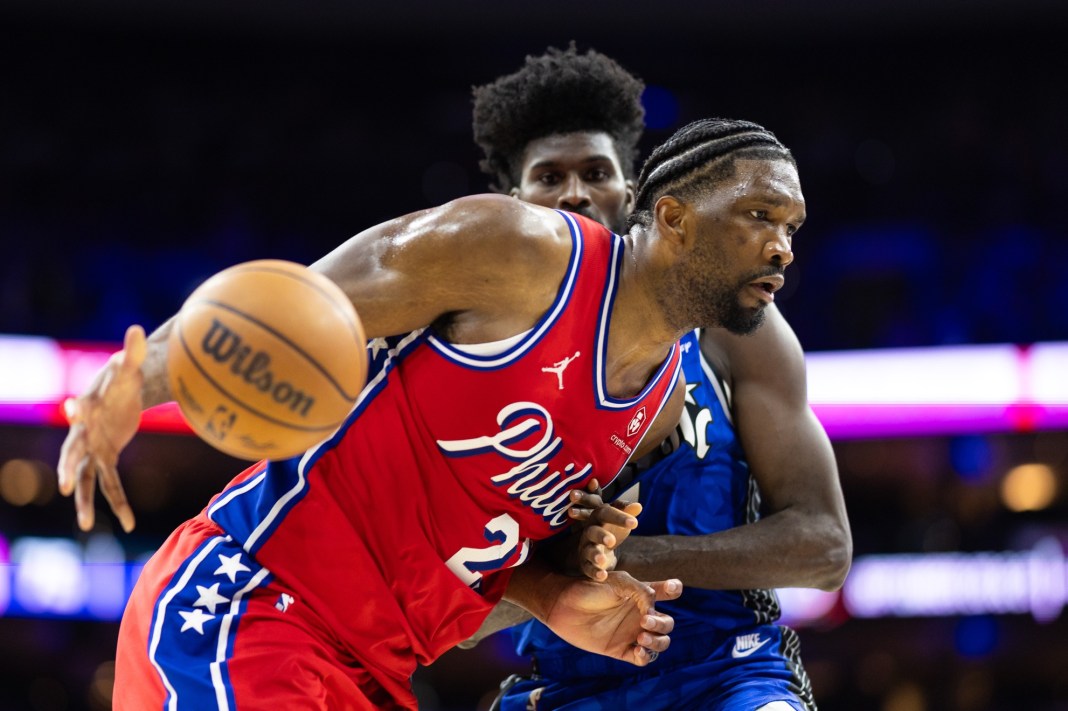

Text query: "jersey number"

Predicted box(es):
[446, 513, 531, 590]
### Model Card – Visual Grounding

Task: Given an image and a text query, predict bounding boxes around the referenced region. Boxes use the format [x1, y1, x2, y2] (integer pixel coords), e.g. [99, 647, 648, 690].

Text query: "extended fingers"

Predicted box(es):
[584, 565, 609, 582]
[73, 456, 98, 531]
[627, 609, 674, 666]
[581, 523, 619, 549]
[58, 421, 87, 497]
[640, 609, 676, 636]
[121, 325, 148, 371]
[57, 330, 144, 534]
[575, 525, 614, 580]
[631, 646, 661, 666]
[59, 434, 136, 532]
[568, 489, 604, 511]
[568, 494, 638, 530]
[629, 629, 671, 666]
[651, 579, 684, 603]
[63, 397, 82, 425]
[595, 505, 638, 530]
[579, 542, 611, 581]
[624, 598, 676, 667]
[98, 464, 136, 533]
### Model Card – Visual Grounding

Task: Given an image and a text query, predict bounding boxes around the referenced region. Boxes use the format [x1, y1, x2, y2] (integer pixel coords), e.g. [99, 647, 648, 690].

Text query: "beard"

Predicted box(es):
[663, 250, 779, 336]
[708, 283, 768, 335]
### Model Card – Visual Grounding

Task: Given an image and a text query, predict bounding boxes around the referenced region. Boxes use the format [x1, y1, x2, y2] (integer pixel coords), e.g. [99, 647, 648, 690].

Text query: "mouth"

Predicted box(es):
[747, 275, 784, 304]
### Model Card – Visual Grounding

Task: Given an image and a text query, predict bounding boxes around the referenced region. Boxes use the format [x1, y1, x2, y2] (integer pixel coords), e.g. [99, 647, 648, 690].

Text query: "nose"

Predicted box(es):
[556, 173, 591, 210]
[763, 234, 794, 268]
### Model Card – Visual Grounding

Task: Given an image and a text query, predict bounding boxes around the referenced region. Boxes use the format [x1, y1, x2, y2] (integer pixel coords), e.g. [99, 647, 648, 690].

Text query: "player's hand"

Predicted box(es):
[543, 570, 682, 666]
[57, 324, 147, 532]
[567, 483, 642, 581]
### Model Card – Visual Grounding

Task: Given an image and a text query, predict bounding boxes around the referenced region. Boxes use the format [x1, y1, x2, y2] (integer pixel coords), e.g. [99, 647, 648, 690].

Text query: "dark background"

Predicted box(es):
[1, 1, 1067, 709]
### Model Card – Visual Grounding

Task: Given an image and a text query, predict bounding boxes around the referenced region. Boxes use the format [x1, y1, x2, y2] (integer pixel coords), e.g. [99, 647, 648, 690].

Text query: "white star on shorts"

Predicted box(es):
[193, 583, 231, 614]
[214, 552, 251, 583]
[178, 608, 215, 635]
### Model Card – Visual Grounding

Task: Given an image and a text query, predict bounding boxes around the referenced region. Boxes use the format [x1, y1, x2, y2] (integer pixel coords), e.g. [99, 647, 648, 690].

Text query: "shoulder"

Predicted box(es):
[365, 194, 570, 283]
[419, 196, 577, 335]
[418, 195, 571, 274]
[433, 194, 568, 245]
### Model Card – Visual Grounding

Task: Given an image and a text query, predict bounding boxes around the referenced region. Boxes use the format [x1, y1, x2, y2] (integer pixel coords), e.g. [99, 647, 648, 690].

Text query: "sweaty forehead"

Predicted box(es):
[727, 158, 803, 202]
[520, 131, 622, 172]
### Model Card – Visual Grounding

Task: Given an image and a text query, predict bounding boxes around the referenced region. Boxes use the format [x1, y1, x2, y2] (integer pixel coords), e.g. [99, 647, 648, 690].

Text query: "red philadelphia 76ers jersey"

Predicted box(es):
[196, 211, 682, 704]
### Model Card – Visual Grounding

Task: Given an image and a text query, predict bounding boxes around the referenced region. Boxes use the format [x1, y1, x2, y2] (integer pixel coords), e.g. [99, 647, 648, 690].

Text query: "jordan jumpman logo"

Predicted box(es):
[542, 351, 581, 390]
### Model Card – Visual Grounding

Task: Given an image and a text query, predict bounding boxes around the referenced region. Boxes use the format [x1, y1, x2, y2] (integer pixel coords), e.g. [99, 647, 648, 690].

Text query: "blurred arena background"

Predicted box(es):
[1, 1, 1067, 709]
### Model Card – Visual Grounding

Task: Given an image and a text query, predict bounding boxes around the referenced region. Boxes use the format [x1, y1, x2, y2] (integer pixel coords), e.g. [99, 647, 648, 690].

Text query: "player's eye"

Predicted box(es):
[586, 168, 609, 182]
[537, 173, 561, 186]
[749, 209, 768, 220]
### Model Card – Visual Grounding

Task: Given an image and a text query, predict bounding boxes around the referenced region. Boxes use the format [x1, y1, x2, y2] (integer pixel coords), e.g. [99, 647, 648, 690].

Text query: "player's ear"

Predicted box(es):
[653, 196, 693, 253]
[509, 187, 521, 198]
[623, 179, 636, 215]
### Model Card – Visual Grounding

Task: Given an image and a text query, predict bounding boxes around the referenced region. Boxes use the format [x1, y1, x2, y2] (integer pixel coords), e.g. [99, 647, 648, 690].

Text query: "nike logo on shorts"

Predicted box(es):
[731, 633, 770, 658]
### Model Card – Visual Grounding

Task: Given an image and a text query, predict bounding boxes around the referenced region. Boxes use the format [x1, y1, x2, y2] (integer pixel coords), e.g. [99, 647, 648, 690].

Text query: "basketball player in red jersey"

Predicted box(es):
[58, 113, 798, 709]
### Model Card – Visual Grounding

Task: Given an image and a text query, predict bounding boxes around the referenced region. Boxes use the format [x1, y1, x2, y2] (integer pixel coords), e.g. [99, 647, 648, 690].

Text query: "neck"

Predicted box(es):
[602, 229, 685, 398]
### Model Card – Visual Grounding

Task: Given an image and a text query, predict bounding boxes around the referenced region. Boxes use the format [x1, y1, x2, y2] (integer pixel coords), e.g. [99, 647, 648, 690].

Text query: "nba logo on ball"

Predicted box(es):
[167, 260, 369, 461]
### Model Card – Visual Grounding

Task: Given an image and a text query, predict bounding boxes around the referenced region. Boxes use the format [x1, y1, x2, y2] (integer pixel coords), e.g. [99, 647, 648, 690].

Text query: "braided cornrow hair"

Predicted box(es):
[628, 118, 795, 229]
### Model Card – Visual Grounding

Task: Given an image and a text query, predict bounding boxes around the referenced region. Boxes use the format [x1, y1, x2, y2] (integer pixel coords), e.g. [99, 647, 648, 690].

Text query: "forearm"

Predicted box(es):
[457, 600, 532, 649]
[617, 508, 851, 591]
[140, 318, 176, 409]
[501, 557, 570, 621]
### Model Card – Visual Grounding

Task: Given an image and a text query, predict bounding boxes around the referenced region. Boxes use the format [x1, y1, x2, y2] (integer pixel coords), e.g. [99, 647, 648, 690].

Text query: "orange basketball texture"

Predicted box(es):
[167, 260, 368, 460]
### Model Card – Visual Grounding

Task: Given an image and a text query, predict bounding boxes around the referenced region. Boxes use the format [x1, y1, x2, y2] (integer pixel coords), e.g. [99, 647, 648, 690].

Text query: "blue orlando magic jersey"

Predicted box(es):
[511, 328, 782, 675]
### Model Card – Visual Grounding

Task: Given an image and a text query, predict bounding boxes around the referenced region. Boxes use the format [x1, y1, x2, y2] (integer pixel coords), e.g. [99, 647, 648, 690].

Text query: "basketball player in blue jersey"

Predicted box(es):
[467, 45, 853, 710]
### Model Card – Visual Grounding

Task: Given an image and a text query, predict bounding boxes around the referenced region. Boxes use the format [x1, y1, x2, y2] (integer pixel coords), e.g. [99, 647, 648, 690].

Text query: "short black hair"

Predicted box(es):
[472, 43, 645, 192]
[628, 118, 795, 229]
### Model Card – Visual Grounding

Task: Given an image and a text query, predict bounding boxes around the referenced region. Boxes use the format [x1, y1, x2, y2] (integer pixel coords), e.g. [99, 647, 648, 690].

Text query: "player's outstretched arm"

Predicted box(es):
[57, 195, 571, 533]
[503, 557, 681, 666]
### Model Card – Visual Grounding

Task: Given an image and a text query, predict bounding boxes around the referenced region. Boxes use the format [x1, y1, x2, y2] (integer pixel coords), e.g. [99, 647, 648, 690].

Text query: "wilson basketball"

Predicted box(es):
[166, 259, 368, 460]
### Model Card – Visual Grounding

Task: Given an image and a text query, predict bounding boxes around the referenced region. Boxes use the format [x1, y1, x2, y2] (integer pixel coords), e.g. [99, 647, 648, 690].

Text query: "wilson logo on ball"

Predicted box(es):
[167, 259, 369, 461]
[200, 318, 317, 418]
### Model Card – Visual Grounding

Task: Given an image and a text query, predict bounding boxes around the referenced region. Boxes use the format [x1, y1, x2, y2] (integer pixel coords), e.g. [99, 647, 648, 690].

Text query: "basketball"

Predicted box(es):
[166, 259, 368, 461]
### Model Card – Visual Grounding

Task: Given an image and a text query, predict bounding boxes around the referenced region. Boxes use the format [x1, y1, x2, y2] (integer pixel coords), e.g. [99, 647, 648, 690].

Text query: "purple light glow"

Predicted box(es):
[842, 538, 1067, 623]
[0, 335, 1066, 438]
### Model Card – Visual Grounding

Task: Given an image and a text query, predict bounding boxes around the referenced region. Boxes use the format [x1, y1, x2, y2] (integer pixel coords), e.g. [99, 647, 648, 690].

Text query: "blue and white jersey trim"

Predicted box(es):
[594, 233, 680, 410]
